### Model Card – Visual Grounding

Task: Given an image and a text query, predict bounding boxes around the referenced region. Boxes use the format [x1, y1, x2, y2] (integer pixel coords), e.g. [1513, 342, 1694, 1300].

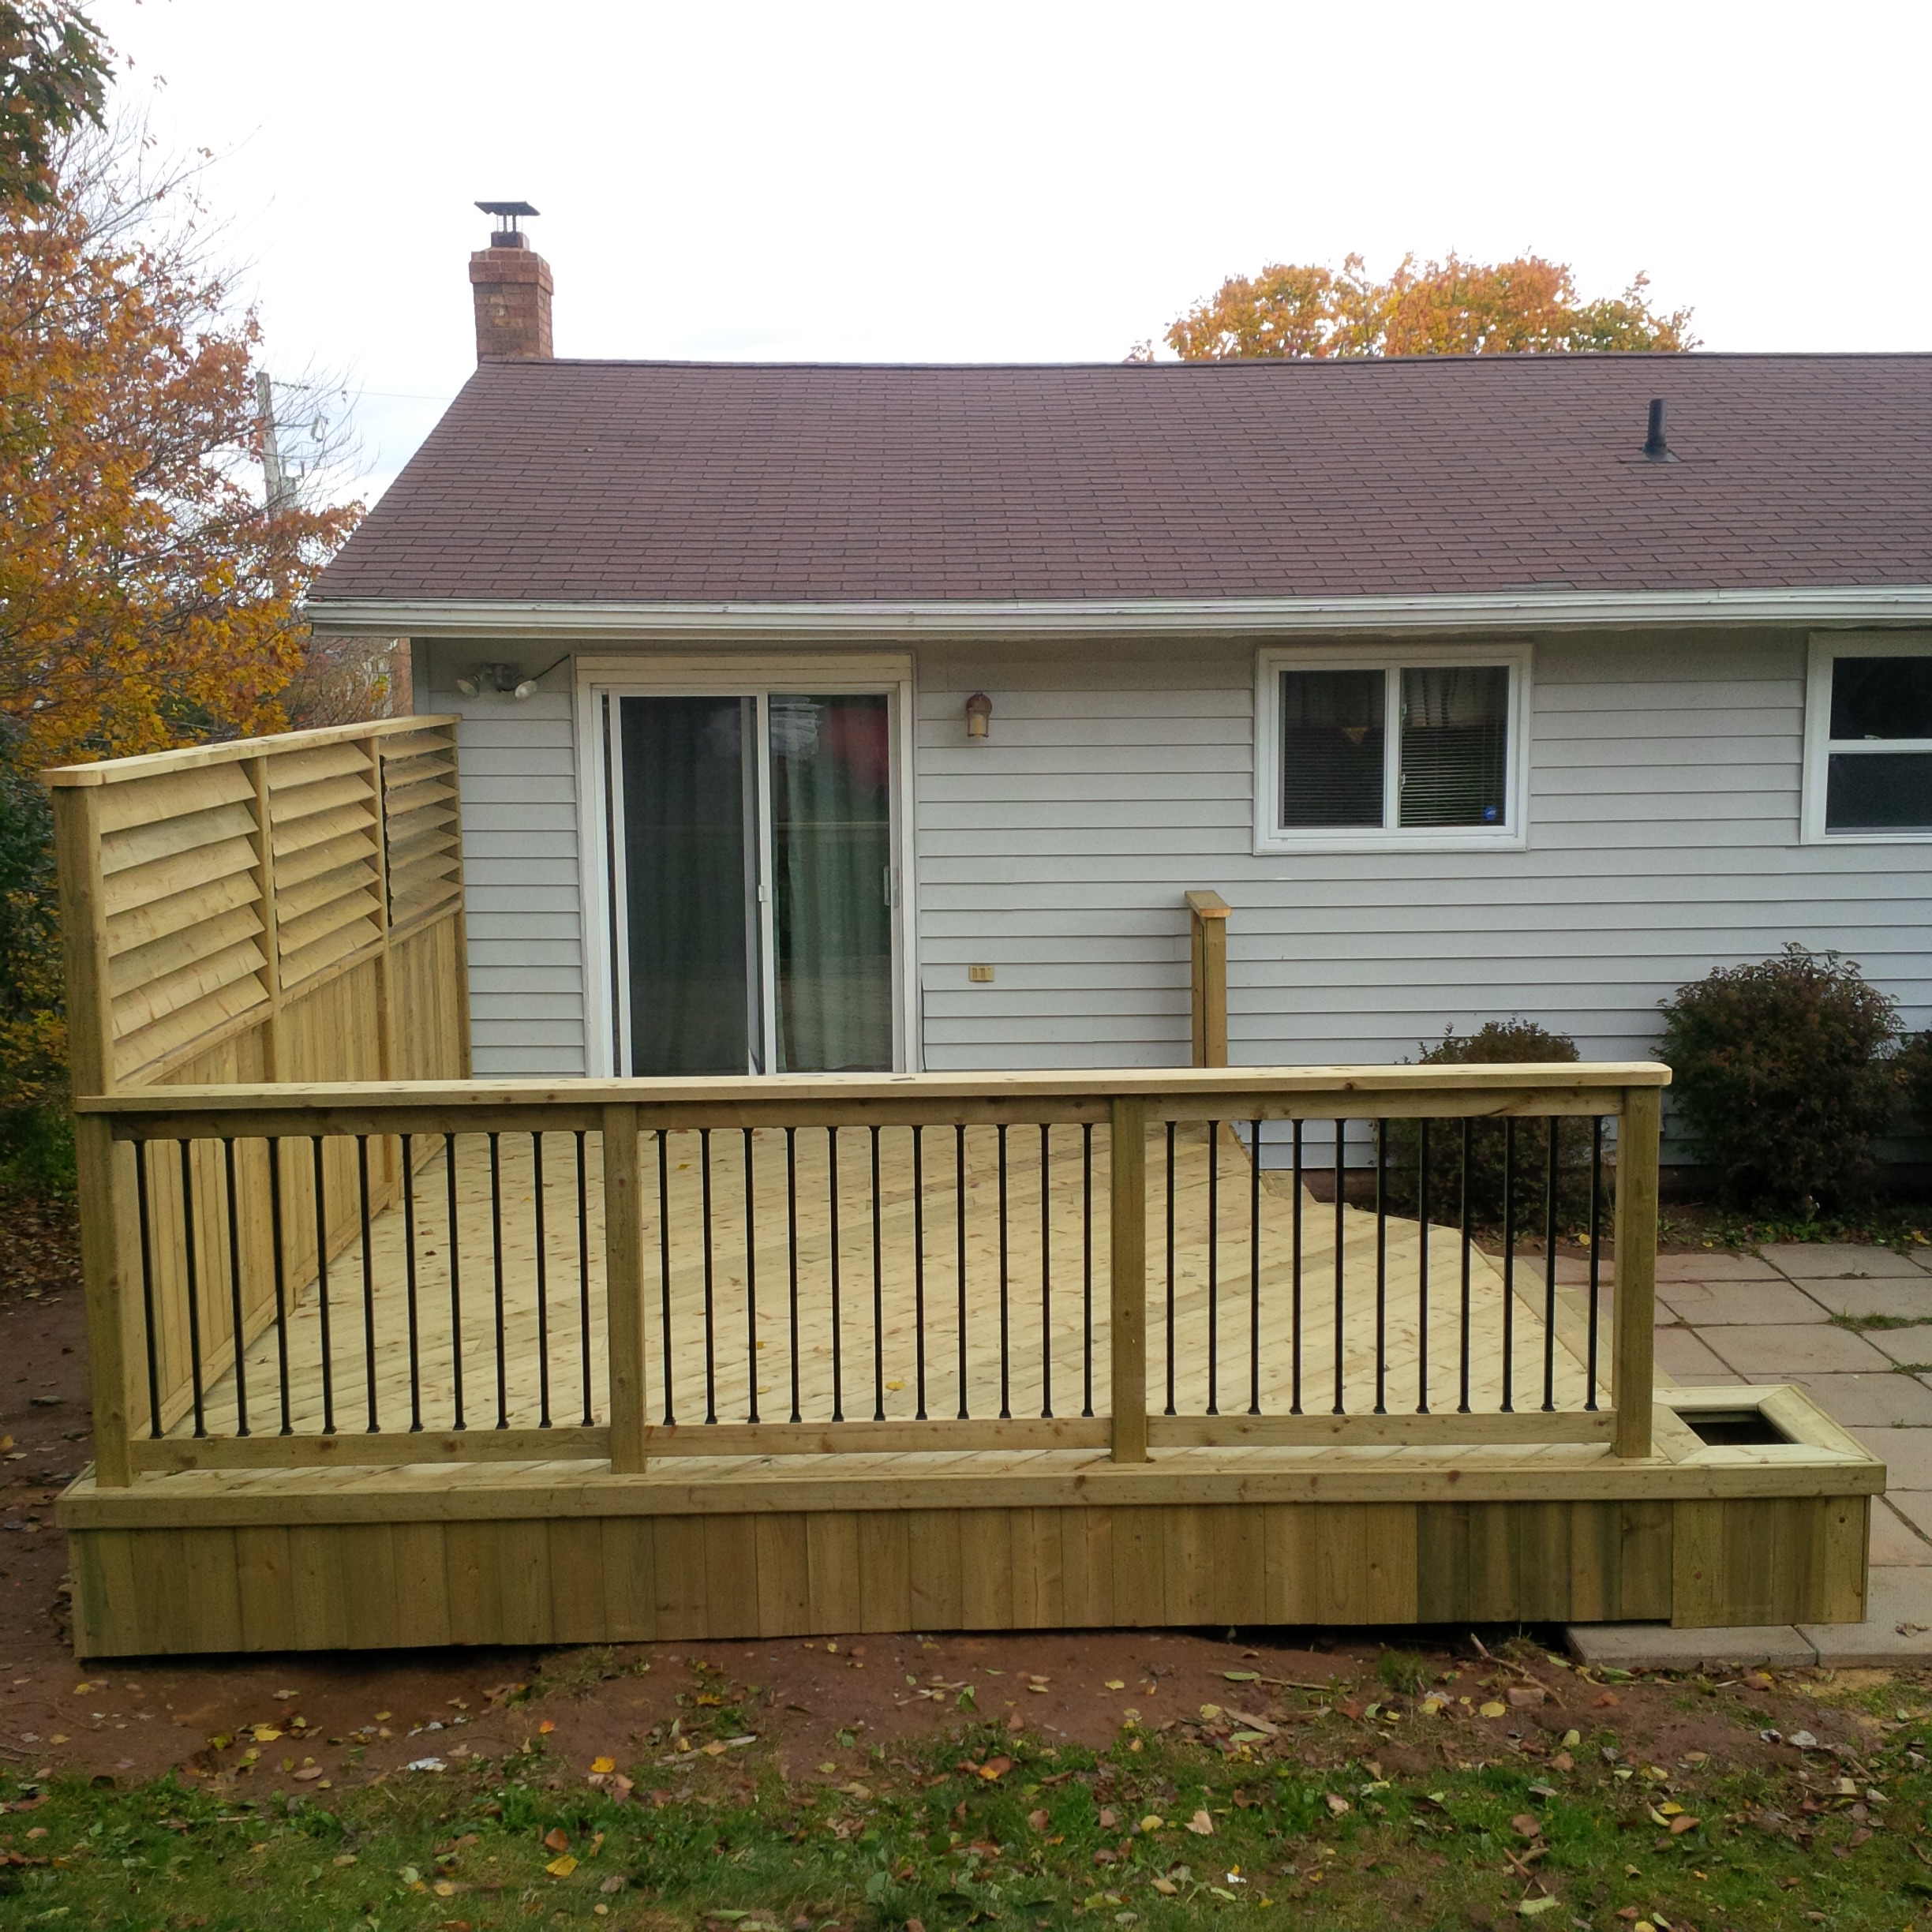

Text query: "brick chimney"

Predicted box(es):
[470, 201, 552, 361]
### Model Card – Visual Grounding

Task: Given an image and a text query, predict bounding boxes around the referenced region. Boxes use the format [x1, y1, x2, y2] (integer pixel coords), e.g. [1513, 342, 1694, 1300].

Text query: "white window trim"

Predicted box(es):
[1802, 631, 1932, 844]
[1253, 641, 1532, 856]
[572, 651, 919, 1076]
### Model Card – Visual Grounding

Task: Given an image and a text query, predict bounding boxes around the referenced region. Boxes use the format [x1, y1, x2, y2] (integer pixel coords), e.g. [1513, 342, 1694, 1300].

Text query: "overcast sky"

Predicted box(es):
[92, 0, 1931, 503]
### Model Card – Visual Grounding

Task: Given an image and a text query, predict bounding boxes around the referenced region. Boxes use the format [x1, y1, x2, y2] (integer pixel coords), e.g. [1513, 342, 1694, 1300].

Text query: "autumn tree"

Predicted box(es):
[1140, 251, 1695, 361]
[0, 2, 110, 206]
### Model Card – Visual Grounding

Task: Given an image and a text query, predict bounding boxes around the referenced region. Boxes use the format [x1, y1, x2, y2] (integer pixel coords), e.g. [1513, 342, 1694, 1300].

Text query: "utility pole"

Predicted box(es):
[256, 369, 290, 513]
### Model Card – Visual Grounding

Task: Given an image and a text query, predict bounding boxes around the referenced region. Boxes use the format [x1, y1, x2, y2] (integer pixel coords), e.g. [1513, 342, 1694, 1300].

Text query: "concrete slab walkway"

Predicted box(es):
[1568, 1241, 1932, 1668]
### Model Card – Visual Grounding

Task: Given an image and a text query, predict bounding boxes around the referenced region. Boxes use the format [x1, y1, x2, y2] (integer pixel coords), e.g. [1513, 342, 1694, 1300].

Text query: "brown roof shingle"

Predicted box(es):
[312, 354, 1932, 606]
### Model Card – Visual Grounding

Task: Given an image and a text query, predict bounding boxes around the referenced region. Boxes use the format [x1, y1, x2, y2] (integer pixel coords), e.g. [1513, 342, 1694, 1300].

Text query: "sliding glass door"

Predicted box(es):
[609, 689, 899, 1076]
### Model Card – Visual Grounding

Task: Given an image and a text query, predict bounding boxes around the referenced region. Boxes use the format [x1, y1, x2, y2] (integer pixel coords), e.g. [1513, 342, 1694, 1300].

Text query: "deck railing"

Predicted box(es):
[72, 1065, 1666, 1486]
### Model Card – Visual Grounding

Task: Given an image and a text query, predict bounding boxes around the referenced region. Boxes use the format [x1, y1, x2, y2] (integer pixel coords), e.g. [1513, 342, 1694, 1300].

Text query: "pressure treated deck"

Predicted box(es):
[164, 1122, 1609, 1447]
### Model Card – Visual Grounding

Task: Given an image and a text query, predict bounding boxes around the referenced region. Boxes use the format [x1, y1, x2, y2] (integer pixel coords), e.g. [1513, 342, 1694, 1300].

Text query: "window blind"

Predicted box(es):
[1398, 665, 1508, 828]
[1280, 668, 1385, 827]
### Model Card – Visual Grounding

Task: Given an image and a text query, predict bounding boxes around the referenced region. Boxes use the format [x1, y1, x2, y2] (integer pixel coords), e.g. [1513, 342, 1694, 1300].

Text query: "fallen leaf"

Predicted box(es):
[542, 1829, 570, 1854]
[1550, 1751, 1574, 1772]
[978, 1755, 1013, 1780]
[701, 1741, 728, 1757]
[1324, 1794, 1350, 1818]
[1518, 1901, 1561, 1919]
[1511, 1814, 1540, 1840]
[1479, 1702, 1507, 1719]
[1670, 1815, 1701, 1835]
[1104, 1679, 1125, 1691]
[251, 1725, 282, 1743]
[1151, 1877, 1178, 1896]
[292, 1765, 325, 1783]
[1098, 1807, 1118, 1829]
[1186, 1809, 1215, 1836]
[590, 1756, 616, 1775]
[598, 1877, 625, 1896]
[538, 1720, 556, 1735]
[1222, 1669, 1259, 1682]
[544, 1854, 577, 1878]
[1139, 1814, 1164, 1833]
[1028, 1808, 1049, 1831]
[1593, 1692, 1620, 1709]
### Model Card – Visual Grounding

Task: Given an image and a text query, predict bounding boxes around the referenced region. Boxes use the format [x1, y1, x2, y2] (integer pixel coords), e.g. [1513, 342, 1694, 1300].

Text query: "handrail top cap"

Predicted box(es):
[77, 1061, 1672, 1113]
[41, 714, 464, 787]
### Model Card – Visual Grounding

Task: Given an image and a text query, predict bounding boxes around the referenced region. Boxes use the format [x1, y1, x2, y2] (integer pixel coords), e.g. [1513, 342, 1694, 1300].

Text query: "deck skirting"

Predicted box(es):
[61, 1391, 1877, 1655]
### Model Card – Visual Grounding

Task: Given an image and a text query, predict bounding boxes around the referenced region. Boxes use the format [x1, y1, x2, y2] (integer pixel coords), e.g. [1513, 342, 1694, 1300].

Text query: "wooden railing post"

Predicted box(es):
[1612, 1084, 1661, 1458]
[1109, 1095, 1148, 1462]
[1185, 890, 1230, 1068]
[601, 1103, 649, 1473]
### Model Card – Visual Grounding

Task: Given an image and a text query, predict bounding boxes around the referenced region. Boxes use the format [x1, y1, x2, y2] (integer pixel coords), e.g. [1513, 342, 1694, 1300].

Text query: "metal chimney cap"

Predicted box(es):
[476, 200, 540, 220]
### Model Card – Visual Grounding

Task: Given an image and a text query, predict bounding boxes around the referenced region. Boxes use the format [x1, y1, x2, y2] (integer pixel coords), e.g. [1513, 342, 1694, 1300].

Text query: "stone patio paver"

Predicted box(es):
[1702, 1323, 1895, 1376]
[1800, 1566, 1932, 1664]
[1656, 1280, 1829, 1327]
[1759, 1242, 1930, 1280]
[1776, 1374, 1932, 1427]
[1653, 1327, 1743, 1385]
[1852, 1426, 1932, 1488]
[1567, 1621, 1817, 1669]
[1871, 1499, 1932, 1566]
[1654, 1251, 1784, 1284]
[1865, 1323, 1932, 1368]
[1789, 1279, 1932, 1322]
[1888, 1489, 1932, 1541]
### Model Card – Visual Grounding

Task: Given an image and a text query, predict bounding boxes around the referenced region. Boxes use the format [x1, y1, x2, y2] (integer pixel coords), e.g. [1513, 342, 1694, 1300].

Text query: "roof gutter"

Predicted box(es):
[304, 584, 1932, 639]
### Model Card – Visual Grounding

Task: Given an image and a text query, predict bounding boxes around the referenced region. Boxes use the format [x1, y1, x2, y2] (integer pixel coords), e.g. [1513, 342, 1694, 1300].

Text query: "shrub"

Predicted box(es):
[0, 733, 65, 1114]
[1382, 1018, 1597, 1236]
[1658, 943, 1900, 1211]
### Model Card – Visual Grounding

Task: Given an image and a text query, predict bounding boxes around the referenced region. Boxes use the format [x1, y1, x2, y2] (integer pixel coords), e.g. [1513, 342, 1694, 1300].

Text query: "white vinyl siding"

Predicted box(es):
[424, 652, 587, 1076]
[912, 631, 1932, 1107]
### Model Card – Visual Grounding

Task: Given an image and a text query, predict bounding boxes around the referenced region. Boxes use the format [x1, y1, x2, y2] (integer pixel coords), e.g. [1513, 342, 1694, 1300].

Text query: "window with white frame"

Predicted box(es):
[1255, 646, 1529, 851]
[1803, 635, 1932, 841]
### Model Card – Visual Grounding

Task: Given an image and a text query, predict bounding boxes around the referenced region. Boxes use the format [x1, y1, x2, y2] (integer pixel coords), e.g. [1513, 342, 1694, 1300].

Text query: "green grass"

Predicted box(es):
[1659, 1199, 1932, 1252]
[6, 1683, 1932, 1931]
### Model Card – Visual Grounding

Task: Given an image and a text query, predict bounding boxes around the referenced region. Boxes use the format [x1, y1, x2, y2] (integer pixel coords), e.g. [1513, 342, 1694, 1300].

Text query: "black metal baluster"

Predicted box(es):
[1081, 1121, 1094, 1420]
[786, 1126, 802, 1425]
[1458, 1118, 1473, 1415]
[1373, 1119, 1387, 1415]
[871, 1125, 886, 1423]
[1039, 1122, 1052, 1421]
[402, 1133, 422, 1432]
[1290, 1119, 1303, 1415]
[489, 1131, 507, 1428]
[828, 1125, 844, 1423]
[1501, 1118, 1517, 1413]
[313, 1136, 334, 1434]
[1332, 1118, 1346, 1415]
[913, 1125, 927, 1421]
[444, 1133, 464, 1431]
[700, 1128, 717, 1425]
[1206, 1120, 1220, 1415]
[576, 1130, 593, 1427]
[267, 1139, 292, 1436]
[1164, 1120, 1177, 1417]
[1416, 1119, 1430, 1416]
[1249, 1117, 1262, 1417]
[955, 1125, 968, 1420]
[997, 1121, 1011, 1421]
[134, 1140, 162, 1439]
[533, 1133, 551, 1427]
[1542, 1120, 1561, 1411]
[223, 1138, 249, 1437]
[746, 1128, 761, 1426]
[657, 1130, 676, 1425]
[1586, 1118, 1604, 1410]
[358, 1136, 380, 1432]
[177, 1141, 207, 1437]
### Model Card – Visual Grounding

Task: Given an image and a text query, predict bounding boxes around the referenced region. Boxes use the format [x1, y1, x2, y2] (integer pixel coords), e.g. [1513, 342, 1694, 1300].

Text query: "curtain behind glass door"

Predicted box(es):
[618, 695, 761, 1075]
[769, 694, 893, 1073]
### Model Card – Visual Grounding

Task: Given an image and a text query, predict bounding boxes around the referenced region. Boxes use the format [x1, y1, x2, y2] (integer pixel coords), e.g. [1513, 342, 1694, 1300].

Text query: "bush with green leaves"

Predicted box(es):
[1659, 943, 1900, 1211]
[1381, 1017, 1597, 1236]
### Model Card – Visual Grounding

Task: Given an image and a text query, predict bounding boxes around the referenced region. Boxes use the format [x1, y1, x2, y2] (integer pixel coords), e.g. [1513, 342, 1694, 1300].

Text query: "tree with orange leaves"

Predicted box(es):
[0, 135, 361, 766]
[1139, 252, 1694, 361]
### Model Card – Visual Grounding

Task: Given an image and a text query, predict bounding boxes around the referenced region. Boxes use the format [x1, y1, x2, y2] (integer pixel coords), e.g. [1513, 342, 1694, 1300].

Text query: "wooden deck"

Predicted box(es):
[44, 720, 1882, 1658]
[159, 1123, 1608, 1451]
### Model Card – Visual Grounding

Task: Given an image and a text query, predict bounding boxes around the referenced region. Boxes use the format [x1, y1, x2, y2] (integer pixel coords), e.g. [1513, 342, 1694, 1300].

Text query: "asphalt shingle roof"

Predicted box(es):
[312, 354, 1932, 606]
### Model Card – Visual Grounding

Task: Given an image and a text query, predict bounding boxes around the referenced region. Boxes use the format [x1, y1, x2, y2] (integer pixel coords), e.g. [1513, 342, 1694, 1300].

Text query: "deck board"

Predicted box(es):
[167, 1120, 1609, 1448]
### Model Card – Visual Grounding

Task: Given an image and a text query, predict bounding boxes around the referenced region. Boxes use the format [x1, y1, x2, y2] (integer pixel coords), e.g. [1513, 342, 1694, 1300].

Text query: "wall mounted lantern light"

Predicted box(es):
[964, 691, 992, 743]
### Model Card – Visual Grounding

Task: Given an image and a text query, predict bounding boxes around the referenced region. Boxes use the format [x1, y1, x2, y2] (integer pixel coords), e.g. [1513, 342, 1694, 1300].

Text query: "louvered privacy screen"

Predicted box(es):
[72, 721, 464, 1086]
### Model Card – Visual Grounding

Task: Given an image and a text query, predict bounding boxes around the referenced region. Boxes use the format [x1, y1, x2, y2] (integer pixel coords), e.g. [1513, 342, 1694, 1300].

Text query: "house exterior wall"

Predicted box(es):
[421, 628, 1932, 1101]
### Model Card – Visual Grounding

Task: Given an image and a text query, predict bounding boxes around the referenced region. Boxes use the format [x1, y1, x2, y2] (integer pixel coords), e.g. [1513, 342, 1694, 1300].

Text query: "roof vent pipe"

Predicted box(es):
[1642, 397, 1675, 462]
